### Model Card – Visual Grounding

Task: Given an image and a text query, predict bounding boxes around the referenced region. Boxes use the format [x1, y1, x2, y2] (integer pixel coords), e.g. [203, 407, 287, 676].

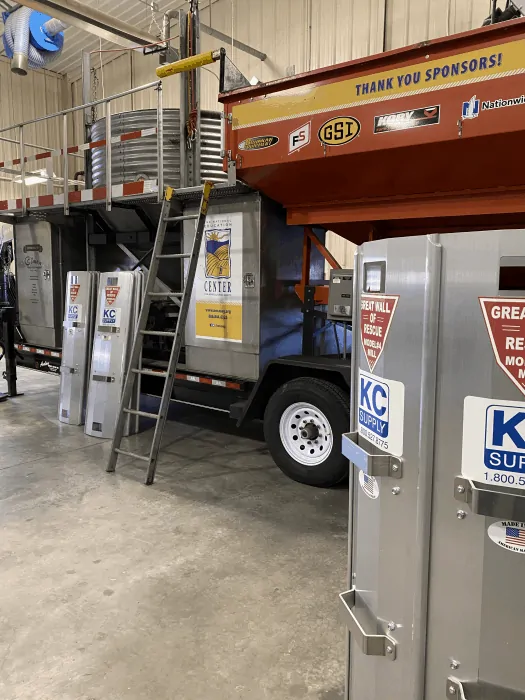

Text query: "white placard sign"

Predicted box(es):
[357, 369, 405, 456]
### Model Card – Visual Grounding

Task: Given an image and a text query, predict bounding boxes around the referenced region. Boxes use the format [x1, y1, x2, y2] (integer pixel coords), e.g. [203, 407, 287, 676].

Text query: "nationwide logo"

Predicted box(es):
[462, 95, 480, 119]
[238, 135, 279, 151]
[462, 94, 525, 119]
[105, 286, 120, 305]
[374, 105, 440, 133]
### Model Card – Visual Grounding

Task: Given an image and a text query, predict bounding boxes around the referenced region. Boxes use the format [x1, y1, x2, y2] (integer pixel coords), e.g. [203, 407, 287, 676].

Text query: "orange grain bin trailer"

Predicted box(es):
[220, 18, 525, 243]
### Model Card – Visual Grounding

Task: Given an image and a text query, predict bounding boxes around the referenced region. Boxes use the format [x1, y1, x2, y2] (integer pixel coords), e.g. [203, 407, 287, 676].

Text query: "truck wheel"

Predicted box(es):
[263, 377, 350, 487]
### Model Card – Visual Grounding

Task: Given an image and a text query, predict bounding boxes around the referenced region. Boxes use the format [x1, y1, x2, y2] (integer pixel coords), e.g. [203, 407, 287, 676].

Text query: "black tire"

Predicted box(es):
[263, 377, 350, 487]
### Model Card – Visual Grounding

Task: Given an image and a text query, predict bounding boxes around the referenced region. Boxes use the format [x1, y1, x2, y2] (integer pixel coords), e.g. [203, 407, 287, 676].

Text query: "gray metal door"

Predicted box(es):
[58, 271, 98, 425]
[15, 221, 58, 347]
[342, 230, 525, 700]
[85, 271, 139, 439]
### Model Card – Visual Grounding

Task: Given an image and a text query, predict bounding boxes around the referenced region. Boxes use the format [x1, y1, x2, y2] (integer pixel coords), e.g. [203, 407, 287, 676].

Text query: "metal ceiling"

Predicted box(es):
[0, 0, 189, 78]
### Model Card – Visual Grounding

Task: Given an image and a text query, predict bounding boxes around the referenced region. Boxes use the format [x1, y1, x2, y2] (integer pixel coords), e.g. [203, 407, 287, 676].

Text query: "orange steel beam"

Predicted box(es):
[295, 227, 341, 305]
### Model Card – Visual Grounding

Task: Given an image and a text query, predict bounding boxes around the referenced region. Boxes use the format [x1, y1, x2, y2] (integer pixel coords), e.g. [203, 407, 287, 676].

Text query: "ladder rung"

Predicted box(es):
[148, 291, 183, 297]
[164, 214, 199, 222]
[139, 330, 176, 337]
[123, 408, 159, 419]
[114, 448, 150, 462]
[156, 253, 190, 259]
[132, 368, 168, 377]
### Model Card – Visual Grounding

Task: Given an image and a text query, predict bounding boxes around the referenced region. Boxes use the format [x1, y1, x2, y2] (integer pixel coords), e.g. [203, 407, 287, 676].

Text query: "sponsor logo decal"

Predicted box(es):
[238, 135, 279, 150]
[462, 93, 525, 119]
[105, 286, 120, 306]
[288, 122, 311, 154]
[374, 105, 440, 133]
[70, 284, 80, 303]
[318, 116, 360, 146]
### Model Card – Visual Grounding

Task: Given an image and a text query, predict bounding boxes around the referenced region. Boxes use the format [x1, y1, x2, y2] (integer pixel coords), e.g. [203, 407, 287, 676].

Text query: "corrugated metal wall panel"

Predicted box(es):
[386, 0, 490, 49]
[0, 59, 65, 200]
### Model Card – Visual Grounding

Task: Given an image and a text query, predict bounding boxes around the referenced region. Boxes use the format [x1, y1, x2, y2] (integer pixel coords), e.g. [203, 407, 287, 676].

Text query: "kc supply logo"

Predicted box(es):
[357, 369, 405, 456]
[101, 307, 119, 326]
[67, 303, 81, 322]
[462, 396, 525, 492]
[484, 404, 525, 476]
[359, 374, 389, 440]
[288, 122, 311, 154]
[374, 105, 440, 133]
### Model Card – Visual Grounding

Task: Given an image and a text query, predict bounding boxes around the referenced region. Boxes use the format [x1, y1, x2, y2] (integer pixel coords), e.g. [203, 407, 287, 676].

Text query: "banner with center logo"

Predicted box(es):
[195, 212, 243, 343]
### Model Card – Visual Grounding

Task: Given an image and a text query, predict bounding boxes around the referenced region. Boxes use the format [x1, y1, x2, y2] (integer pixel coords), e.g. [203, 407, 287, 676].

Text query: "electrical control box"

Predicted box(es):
[327, 268, 353, 321]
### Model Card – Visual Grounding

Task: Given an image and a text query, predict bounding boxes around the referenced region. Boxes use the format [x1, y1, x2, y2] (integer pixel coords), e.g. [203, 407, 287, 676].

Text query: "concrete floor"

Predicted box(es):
[0, 365, 348, 700]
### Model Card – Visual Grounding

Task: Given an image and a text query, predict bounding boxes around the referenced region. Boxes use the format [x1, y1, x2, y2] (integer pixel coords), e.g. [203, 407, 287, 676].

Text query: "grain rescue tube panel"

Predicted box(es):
[220, 19, 525, 242]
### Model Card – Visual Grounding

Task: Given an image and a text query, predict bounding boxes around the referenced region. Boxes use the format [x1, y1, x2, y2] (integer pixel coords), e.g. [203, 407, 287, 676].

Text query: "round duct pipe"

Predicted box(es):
[2, 8, 65, 76]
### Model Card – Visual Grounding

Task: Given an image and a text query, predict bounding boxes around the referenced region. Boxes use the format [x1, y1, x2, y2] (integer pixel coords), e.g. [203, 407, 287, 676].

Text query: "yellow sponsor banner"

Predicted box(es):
[196, 301, 242, 342]
[232, 39, 525, 129]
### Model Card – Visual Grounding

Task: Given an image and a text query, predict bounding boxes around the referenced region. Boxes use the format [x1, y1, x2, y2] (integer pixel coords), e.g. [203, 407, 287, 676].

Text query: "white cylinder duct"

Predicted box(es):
[3, 8, 66, 75]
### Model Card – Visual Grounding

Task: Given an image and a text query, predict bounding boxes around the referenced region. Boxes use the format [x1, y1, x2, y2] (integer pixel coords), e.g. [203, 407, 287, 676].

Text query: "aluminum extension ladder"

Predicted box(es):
[106, 181, 214, 484]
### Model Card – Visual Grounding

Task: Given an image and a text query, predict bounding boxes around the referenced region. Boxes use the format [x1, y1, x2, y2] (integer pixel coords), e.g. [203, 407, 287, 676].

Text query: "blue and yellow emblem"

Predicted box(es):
[205, 228, 231, 279]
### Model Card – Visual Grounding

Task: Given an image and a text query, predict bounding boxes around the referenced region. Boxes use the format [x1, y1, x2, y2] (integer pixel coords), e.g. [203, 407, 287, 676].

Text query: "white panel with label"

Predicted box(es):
[462, 395, 525, 490]
[357, 369, 405, 456]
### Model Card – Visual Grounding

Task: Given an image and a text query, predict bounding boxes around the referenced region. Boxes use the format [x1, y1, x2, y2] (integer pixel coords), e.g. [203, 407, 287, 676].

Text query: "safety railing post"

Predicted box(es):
[156, 83, 164, 201]
[105, 100, 112, 211]
[19, 126, 26, 216]
[63, 113, 69, 215]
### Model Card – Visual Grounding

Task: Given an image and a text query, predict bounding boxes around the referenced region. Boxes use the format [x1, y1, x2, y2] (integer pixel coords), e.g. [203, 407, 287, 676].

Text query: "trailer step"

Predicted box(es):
[156, 253, 190, 259]
[139, 330, 176, 337]
[123, 408, 159, 419]
[164, 214, 199, 222]
[114, 448, 150, 462]
[132, 368, 168, 377]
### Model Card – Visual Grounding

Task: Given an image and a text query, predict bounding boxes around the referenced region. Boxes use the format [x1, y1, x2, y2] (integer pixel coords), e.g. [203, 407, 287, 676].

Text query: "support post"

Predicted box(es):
[105, 101, 112, 211]
[63, 113, 69, 215]
[156, 83, 164, 201]
[19, 126, 26, 216]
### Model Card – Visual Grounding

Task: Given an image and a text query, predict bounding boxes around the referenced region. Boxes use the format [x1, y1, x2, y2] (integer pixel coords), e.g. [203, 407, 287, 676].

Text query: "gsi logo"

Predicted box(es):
[103, 308, 117, 324]
[288, 122, 311, 154]
[485, 404, 525, 473]
[359, 375, 389, 438]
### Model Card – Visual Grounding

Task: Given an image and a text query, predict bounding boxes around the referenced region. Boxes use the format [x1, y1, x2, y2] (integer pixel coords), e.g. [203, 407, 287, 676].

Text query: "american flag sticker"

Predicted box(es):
[506, 527, 525, 546]
[358, 471, 379, 500]
[488, 521, 525, 554]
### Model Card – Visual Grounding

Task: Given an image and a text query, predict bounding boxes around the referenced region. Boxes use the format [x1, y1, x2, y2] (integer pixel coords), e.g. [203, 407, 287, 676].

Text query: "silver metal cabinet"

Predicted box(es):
[15, 221, 60, 347]
[58, 271, 98, 425]
[85, 270, 142, 439]
[342, 230, 525, 700]
[182, 193, 321, 381]
[14, 218, 87, 348]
